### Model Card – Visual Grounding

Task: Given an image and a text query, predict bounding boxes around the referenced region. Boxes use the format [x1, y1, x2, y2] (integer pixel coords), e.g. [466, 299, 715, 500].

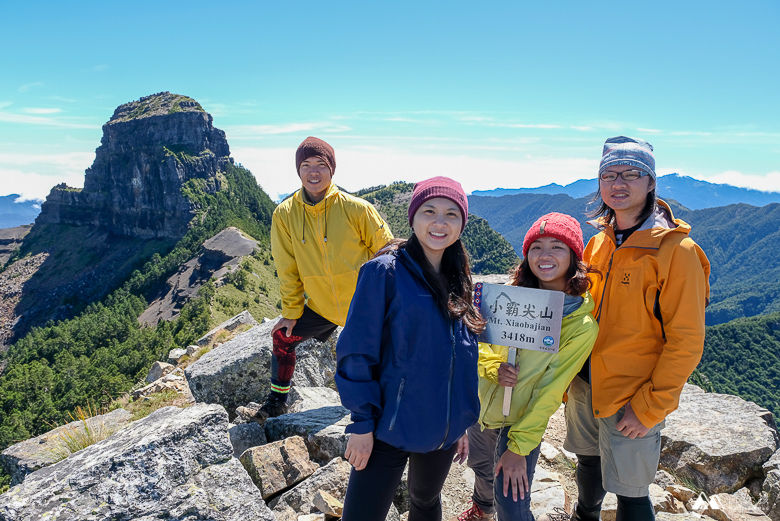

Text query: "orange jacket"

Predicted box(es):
[585, 200, 710, 428]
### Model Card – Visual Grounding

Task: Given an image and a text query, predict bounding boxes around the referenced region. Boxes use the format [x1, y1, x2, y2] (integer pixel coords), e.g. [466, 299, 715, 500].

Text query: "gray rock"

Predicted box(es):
[186, 320, 337, 414]
[660, 386, 778, 494]
[197, 310, 260, 346]
[655, 469, 678, 490]
[269, 457, 352, 521]
[288, 386, 342, 413]
[265, 405, 351, 464]
[656, 514, 718, 520]
[0, 408, 131, 486]
[239, 436, 319, 499]
[228, 421, 267, 457]
[146, 360, 176, 383]
[707, 487, 771, 520]
[765, 449, 780, 475]
[759, 469, 780, 520]
[168, 347, 187, 364]
[0, 404, 275, 521]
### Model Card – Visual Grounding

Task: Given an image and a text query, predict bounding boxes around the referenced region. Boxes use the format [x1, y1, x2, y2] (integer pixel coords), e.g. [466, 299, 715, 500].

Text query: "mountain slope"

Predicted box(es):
[356, 182, 519, 274]
[468, 193, 780, 325]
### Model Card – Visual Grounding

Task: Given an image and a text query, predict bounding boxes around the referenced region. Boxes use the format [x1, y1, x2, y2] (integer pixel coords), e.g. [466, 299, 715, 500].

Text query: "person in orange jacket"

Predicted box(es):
[560, 136, 710, 521]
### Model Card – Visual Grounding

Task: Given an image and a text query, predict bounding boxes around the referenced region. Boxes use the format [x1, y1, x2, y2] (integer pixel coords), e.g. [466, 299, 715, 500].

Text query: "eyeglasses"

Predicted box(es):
[599, 169, 649, 182]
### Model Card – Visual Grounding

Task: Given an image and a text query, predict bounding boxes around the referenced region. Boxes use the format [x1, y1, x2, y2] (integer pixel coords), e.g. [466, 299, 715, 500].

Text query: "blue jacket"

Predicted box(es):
[336, 248, 480, 453]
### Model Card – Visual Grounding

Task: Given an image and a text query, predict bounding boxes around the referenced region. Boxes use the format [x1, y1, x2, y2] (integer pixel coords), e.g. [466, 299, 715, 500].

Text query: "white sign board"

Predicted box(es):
[474, 282, 564, 353]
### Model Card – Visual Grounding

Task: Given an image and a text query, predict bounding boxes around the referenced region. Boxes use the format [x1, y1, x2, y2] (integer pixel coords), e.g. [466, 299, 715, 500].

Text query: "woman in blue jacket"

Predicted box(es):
[336, 176, 486, 521]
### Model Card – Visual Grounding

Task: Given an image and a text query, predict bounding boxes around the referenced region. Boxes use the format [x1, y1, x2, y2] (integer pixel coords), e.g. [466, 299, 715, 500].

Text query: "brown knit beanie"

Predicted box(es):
[408, 176, 469, 232]
[295, 137, 336, 175]
[522, 212, 584, 261]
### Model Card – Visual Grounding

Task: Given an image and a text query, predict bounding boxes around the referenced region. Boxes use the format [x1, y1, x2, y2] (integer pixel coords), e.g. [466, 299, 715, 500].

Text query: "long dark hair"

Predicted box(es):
[588, 184, 658, 228]
[509, 250, 599, 296]
[376, 235, 486, 334]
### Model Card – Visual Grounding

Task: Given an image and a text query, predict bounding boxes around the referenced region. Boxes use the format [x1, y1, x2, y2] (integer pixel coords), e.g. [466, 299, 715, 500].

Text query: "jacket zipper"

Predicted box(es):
[437, 321, 456, 450]
[594, 255, 613, 324]
[388, 377, 406, 431]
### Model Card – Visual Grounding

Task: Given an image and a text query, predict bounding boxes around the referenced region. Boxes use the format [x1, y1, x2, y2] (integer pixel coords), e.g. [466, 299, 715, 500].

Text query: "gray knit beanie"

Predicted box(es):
[598, 136, 656, 179]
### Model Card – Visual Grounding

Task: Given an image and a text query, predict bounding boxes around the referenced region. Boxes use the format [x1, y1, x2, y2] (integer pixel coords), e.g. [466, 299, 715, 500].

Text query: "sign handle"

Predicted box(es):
[502, 347, 517, 416]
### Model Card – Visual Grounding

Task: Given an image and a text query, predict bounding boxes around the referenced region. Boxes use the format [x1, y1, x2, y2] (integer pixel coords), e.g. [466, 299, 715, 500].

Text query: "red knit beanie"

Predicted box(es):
[522, 212, 584, 261]
[295, 137, 336, 175]
[407, 176, 469, 232]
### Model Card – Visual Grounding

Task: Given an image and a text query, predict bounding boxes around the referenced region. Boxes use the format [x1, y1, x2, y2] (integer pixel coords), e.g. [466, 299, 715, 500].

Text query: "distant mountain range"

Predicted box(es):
[0, 195, 42, 229]
[467, 192, 780, 326]
[471, 174, 780, 210]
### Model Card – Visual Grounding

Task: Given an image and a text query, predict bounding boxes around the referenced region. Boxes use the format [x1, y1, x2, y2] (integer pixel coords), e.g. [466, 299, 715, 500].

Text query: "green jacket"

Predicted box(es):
[477, 292, 598, 456]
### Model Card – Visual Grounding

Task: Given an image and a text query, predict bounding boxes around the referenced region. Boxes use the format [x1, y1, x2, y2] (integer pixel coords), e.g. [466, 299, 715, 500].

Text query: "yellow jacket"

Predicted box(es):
[585, 200, 710, 427]
[271, 184, 393, 326]
[477, 293, 598, 456]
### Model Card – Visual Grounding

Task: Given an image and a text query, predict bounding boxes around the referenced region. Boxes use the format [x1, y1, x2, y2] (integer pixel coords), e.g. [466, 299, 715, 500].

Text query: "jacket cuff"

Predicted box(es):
[345, 418, 375, 435]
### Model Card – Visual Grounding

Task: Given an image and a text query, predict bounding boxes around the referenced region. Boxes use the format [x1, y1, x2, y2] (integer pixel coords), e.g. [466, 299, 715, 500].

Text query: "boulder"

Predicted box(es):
[706, 487, 771, 521]
[146, 361, 176, 383]
[759, 469, 780, 520]
[197, 310, 259, 346]
[288, 386, 342, 413]
[168, 347, 187, 364]
[312, 489, 344, 517]
[132, 367, 192, 400]
[0, 404, 275, 521]
[185, 320, 338, 414]
[239, 436, 319, 499]
[529, 466, 567, 519]
[269, 457, 352, 521]
[265, 405, 351, 464]
[660, 385, 778, 494]
[228, 421, 267, 457]
[0, 408, 131, 486]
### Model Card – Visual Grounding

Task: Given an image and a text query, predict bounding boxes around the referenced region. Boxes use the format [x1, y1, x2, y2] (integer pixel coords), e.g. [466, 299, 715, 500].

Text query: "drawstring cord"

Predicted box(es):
[300, 198, 328, 244]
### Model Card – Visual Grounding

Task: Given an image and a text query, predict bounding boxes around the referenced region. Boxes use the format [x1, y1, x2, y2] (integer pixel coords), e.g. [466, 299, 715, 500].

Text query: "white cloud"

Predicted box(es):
[21, 107, 62, 114]
[225, 122, 351, 138]
[232, 145, 598, 202]
[17, 82, 43, 93]
[0, 151, 92, 199]
[705, 170, 780, 194]
[0, 111, 95, 129]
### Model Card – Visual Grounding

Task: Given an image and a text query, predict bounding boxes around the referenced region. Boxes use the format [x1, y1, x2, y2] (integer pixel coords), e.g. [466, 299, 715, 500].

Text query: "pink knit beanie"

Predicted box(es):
[408, 176, 468, 232]
[522, 212, 584, 260]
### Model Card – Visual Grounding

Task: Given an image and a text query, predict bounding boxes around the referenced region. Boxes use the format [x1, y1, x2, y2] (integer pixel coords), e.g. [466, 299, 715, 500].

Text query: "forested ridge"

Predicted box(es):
[0, 163, 276, 457]
[356, 182, 519, 274]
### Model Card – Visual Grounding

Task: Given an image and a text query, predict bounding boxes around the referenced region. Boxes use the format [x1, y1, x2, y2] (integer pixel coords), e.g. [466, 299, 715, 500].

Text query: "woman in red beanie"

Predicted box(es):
[336, 176, 485, 521]
[453, 212, 599, 521]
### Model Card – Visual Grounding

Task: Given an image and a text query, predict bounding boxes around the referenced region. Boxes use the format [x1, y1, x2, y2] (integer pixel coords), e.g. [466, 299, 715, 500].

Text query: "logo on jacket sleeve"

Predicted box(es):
[621, 272, 631, 285]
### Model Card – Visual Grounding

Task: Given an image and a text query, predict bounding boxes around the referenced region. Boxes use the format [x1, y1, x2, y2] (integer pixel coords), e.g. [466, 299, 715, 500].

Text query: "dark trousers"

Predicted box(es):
[270, 306, 337, 398]
[341, 439, 458, 521]
[575, 454, 655, 521]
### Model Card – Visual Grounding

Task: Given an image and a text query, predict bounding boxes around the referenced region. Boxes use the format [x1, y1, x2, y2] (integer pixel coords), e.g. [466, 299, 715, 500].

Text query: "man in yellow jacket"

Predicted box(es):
[258, 137, 393, 420]
[562, 136, 710, 521]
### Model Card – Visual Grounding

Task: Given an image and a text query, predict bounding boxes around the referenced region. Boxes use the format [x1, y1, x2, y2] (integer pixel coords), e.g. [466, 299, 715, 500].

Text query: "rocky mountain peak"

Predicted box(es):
[36, 92, 231, 238]
[107, 91, 205, 123]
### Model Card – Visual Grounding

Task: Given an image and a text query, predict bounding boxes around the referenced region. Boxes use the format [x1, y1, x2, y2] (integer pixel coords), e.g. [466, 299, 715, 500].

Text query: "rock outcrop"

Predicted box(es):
[36, 92, 231, 239]
[661, 385, 779, 494]
[185, 320, 338, 414]
[139, 227, 259, 324]
[0, 404, 275, 521]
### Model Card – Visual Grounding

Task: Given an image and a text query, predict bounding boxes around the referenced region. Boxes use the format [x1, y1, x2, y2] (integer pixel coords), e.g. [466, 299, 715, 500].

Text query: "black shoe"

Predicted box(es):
[256, 397, 289, 423]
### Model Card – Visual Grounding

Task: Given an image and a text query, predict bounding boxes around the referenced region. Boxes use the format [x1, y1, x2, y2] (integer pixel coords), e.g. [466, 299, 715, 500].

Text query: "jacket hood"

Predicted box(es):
[587, 199, 692, 248]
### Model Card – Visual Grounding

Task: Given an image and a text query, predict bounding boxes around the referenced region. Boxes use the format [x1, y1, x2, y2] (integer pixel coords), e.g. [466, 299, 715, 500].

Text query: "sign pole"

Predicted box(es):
[502, 347, 517, 416]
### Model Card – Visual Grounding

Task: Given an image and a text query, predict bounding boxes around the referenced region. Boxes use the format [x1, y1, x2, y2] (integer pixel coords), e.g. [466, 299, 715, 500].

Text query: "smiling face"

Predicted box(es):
[526, 236, 572, 292]
[298, 156, 333, 203]
[599, 164, 654, 229]
[411, 197, 463, 272]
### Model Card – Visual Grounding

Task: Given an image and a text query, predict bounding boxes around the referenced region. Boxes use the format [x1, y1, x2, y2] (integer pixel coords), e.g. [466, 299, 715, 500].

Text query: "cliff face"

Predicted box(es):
[37, 92, 231, 238]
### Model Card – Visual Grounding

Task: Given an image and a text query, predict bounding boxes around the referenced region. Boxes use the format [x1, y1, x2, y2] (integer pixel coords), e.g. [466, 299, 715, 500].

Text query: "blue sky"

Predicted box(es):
[1, 0, 778, 202]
